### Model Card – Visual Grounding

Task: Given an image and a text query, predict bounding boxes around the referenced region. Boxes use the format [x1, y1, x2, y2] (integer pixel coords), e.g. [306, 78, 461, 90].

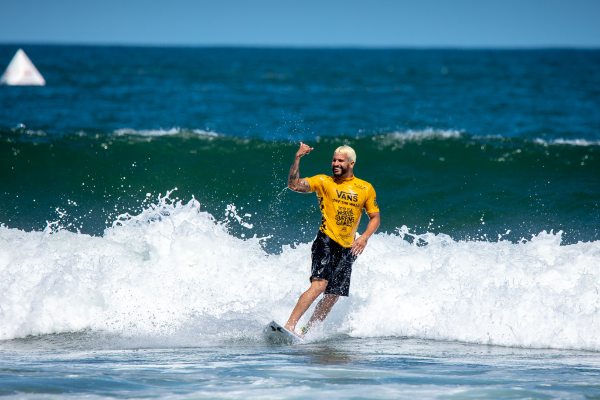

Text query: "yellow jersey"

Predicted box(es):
[305, 174, 379, 248]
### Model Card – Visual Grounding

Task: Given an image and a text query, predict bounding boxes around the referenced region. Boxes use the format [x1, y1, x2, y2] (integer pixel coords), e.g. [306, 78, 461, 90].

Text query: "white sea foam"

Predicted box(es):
[1, 196, 599, 350]
[375, 129, 463, 148]
[346, 228, 600, 350]
[113, 127, 220, 138]
[534, 138, 600, 147]
[375, 130, 600, 148]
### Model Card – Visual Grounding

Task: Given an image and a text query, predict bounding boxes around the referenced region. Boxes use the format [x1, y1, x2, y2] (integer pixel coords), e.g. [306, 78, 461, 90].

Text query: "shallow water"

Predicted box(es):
[2, 334, 599, 399]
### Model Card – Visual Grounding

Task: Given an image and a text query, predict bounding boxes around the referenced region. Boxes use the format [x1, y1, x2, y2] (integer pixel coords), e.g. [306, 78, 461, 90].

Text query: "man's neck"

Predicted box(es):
[334, 173, 354, 182]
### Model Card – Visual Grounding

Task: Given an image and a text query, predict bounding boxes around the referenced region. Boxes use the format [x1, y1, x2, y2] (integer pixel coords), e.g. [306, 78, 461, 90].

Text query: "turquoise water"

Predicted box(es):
[1, 45, 599, 398]
[2, 133, 597, 247]
[1, 46, 598, 245]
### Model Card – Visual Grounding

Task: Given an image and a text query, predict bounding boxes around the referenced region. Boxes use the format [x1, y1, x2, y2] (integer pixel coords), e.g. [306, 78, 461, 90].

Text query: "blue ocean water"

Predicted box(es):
[2, 46, 599, 141]
[1, 45, 599, 398]
[2, 335, 600, 399]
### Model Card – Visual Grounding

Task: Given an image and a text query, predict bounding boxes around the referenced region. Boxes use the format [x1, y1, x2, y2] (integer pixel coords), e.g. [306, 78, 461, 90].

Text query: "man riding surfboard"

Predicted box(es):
[284, 142, 381, 336]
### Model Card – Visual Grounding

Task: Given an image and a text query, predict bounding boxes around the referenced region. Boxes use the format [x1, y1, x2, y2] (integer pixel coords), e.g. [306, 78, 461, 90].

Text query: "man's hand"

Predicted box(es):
[296, 142, 314, 158]
[351, 212, 380, 256]
[351, 235, 369, 256]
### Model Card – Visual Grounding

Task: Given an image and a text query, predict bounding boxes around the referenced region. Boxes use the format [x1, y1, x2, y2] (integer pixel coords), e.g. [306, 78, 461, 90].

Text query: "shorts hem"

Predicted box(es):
[323, 290, 349, 297]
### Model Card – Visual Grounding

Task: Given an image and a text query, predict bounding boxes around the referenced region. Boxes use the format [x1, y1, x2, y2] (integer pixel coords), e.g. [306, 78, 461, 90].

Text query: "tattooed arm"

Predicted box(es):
[288, 142, 313, 193]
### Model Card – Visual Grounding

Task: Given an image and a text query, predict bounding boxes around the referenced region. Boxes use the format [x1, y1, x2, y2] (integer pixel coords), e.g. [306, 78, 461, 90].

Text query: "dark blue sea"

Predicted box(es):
[1, 45, 599, 398]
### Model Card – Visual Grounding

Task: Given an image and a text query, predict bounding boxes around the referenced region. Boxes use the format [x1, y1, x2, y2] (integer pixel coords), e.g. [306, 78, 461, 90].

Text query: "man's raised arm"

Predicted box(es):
[288, 142, 314, 193]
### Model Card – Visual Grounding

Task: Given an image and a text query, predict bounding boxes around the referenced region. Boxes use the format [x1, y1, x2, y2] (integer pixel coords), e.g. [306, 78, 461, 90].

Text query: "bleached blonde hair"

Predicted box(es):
[334, 145, 356, 163]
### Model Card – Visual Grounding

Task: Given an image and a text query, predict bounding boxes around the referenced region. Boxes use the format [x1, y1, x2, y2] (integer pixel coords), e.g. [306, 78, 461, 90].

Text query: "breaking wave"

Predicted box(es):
[1, 193, 598, 351]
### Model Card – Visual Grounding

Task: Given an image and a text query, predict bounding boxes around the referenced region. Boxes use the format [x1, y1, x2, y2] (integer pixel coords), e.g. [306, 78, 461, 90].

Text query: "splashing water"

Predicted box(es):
[1, 193, 599, 351]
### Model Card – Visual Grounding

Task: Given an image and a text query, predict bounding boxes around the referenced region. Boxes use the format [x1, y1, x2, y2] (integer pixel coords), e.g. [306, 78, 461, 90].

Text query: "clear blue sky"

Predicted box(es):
[1, 0, 599, 47]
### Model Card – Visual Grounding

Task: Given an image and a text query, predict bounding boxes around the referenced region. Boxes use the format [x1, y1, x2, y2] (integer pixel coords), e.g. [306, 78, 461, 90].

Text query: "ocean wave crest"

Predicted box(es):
[534, 138, 600, 147]
[113, 127, 220, 138]
[373, 129, 600, 149]
[373, 129, 463, 148]
[1, 194, 599, 350]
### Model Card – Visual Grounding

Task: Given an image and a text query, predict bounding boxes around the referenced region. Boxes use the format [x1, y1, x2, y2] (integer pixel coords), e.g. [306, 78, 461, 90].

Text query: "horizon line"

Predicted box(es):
[1, 41, 599, 51]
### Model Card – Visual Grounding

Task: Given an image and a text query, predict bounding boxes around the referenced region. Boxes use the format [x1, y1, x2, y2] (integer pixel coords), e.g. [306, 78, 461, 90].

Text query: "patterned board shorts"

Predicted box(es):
[310, 231, 357, 297]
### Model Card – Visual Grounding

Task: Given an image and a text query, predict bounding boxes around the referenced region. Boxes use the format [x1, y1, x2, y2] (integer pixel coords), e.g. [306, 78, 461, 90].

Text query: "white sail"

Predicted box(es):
[0, 49, 46, 86]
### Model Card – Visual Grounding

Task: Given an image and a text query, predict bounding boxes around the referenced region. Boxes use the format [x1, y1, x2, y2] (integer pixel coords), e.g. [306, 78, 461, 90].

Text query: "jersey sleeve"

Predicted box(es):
[364, 184, 380, 214]
[304, 175, 324, 193]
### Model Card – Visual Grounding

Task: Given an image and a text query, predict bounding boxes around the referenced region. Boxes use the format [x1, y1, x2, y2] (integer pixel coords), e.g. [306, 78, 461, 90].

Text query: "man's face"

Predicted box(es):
[331, 152, 353, 177]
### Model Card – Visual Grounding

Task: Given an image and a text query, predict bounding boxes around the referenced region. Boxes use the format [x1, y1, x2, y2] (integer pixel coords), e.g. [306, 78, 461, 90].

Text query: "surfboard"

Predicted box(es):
[264, 320, 303, 344]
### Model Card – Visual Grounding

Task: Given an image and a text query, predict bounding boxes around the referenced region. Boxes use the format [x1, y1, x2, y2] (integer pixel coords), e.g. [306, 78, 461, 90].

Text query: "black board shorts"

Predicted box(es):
[310, 231, 356, 297]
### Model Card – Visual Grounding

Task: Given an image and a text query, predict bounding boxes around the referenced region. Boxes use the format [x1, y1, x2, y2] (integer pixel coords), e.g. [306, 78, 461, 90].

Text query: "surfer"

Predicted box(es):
[284, 142, 380, 336]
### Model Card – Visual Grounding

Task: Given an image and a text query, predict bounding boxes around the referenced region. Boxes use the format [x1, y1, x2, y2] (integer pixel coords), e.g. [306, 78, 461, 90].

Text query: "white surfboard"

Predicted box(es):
[264, 320, 303, 344]
[1, 49, 46, 86]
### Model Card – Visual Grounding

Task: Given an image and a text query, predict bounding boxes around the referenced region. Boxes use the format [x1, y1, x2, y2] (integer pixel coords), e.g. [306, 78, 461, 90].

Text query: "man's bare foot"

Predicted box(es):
[284, 324, 305, 339]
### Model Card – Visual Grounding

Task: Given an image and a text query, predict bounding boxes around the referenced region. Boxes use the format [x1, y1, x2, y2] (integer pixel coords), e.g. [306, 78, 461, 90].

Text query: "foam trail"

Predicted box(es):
[1, 197, 599, 350]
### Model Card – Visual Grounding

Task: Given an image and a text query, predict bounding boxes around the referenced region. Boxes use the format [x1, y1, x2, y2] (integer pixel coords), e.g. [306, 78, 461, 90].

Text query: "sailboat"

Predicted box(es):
[0, 48, 46, 86]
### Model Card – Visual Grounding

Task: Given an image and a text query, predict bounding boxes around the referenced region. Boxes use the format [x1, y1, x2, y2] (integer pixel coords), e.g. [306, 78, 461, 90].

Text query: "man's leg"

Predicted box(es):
[305, 294, 339, 332]
[284, 279, 328, 333]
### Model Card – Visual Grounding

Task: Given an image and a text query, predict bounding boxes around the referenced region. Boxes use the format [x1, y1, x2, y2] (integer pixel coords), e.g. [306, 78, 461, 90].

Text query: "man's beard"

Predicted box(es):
[332, 165, 346, 176]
